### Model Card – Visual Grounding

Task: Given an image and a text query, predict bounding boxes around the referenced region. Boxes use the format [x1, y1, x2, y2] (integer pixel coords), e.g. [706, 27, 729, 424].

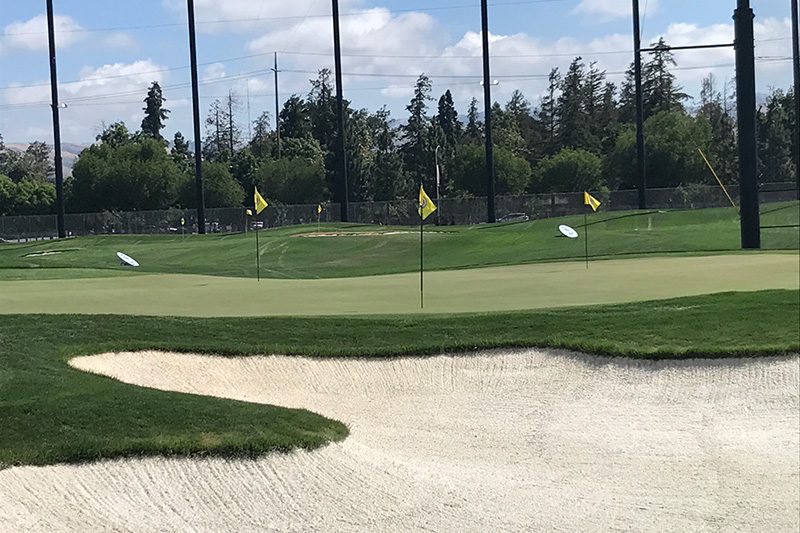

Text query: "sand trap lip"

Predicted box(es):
[23, 250, 65, 257]
[295, 230, 417, 237]
[2, 349, 798, 532]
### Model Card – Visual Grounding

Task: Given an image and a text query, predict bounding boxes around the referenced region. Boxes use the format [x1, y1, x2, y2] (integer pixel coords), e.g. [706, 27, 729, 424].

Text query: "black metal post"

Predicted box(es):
[187, 0, 206, 234]
[273, 52, 281, 159]
[332, 0, 349, 222]
[46, 0, 66, 238]
[632, 0, 646, 209]
[734, 0, 760, 248]
[480, 0, 495, 223]
[791, 0, 799, 199]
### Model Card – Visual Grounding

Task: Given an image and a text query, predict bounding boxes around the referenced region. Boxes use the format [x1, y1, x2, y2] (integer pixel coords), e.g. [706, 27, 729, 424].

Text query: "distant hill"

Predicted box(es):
[4, 142, 92, 178]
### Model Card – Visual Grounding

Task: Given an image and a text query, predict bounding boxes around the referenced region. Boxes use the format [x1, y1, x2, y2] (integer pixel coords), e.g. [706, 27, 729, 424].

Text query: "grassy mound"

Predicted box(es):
[1, 202, 796, 280]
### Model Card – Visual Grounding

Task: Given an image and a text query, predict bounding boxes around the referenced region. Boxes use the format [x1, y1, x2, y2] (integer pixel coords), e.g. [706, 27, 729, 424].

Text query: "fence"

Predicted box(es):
[1, 182, 796, 242]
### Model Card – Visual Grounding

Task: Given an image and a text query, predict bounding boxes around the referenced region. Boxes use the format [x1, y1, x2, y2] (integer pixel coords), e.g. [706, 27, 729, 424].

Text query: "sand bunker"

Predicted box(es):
[1, 349, 798, 532]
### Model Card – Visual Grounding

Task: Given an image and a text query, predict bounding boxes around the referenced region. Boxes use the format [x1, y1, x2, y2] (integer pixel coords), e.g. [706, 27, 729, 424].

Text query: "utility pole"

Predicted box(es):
[332, 0, 349, 222]
[46, 0, 66, 238]
[187, 0, 205, 233]
[734, 0, 760, 248]
[632, 0, 646, 209]
[272, 52, 281, 159]
[480, 0, 495, 223]
[246, 80, 251, 143]
[791, 0, 799, 199]
[228, 89, 235, 154]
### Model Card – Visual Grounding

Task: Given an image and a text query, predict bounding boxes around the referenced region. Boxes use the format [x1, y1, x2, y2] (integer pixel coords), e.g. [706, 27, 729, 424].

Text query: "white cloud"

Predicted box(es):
[202, 63, 227, 82]
[1, 14, 86, 55]
[3, 60, 170, 140]
[162, 0, 359, 33]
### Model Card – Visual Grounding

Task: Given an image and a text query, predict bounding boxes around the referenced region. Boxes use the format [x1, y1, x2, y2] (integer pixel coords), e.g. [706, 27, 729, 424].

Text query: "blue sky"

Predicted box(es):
[0, 0, 794, 143]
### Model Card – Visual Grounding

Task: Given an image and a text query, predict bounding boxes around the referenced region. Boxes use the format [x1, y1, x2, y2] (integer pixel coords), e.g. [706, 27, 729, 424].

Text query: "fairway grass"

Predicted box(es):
[1, 253, 797, 316]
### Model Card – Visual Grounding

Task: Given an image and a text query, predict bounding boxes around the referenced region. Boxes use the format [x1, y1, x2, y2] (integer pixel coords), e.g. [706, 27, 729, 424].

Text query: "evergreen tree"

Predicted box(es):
[465, 97, 483, 143]
[697, 74, 737, 182]
[171, 131, 192, 173]
[436, 89, 462, 150]
[400, 74, 434, 187]
[757, 88, 796, 183]
[618, 64, 636, 124]
[307, 69, 337, 153]
[556, 57, 588, 150]
[537, 68, 560, 155]
[366, 106, 407, 201]
[279, 95, 312, 140]
[582, 61, 607, 153]
[642, 38, 688, 118]
[141, 81, 170, 142]
[505, 89, 544, 163]
[596, 82, 619, 157]
[249, 111, 274, 159]
[491, 102, 525, 157]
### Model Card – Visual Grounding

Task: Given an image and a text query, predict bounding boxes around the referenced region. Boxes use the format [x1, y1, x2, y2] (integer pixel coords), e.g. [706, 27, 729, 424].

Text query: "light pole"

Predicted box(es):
[480, 0, 495, 223]
[46, 0, 66, 238]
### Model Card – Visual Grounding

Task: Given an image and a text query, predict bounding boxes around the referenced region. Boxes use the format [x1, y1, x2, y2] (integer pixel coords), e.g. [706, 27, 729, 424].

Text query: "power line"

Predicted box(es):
[0, 0, 571, 37]
[6, 39, 789, 93]
[4, 56, 790, 112]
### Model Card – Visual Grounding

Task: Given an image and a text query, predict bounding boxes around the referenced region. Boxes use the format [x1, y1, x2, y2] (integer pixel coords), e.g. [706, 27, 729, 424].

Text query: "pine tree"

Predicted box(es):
[582, 62, 607, 153]
[642, 38, 688, 117]
[171, 131, 192, 173]
[141, 81, 170, 142]
[249, 111, 273, 159]
[436, 89, 462, 150]
[400, 74, 433, 186]
[537, 68, 560, 155]
[556, 57, 588, 150]
[697, 74, 737, 182]
[465, 97, 483, 143]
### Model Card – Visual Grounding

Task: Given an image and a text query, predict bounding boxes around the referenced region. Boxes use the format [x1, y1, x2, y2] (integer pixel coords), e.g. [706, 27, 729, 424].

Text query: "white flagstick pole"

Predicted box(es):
[420, 210, 424, 309]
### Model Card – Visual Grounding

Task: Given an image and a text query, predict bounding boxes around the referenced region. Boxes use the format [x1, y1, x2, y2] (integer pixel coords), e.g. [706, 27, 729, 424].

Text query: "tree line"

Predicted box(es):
[0, 38, 796, 217]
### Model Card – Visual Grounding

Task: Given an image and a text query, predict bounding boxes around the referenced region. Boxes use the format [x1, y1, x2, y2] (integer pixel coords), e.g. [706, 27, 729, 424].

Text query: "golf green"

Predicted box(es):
[1, 253, 796, 316]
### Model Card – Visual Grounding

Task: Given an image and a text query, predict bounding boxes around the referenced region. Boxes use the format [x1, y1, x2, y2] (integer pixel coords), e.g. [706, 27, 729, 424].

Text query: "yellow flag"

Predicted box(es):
[317, 204, 322, 214]
[180, 217, 185, 226]
[245, 209, 252, 216]
[418, 185, 437, 220]
[254, 187, 268, 214]
[584, 191, 601, 212]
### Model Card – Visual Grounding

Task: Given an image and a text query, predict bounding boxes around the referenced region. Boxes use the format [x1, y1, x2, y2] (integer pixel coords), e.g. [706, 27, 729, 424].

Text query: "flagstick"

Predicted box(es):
[420, 216, 424, 309]
[584, 212, 589, 270]
[255, 226, 260, 282]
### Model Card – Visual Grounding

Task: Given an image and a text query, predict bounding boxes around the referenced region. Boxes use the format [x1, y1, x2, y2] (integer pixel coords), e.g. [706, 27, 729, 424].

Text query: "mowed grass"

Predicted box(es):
[1, 289, 798, 468]
[1, 254, 797, 316]
[1, 202, 797, 280]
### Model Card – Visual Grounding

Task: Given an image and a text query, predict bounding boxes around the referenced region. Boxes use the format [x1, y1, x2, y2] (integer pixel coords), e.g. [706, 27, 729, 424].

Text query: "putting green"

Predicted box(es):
[1, 253, 796, 316]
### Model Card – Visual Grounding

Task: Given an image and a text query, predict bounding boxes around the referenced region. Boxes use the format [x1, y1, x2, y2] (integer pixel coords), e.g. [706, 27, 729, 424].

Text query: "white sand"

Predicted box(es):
[1, 349, 798, 532]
